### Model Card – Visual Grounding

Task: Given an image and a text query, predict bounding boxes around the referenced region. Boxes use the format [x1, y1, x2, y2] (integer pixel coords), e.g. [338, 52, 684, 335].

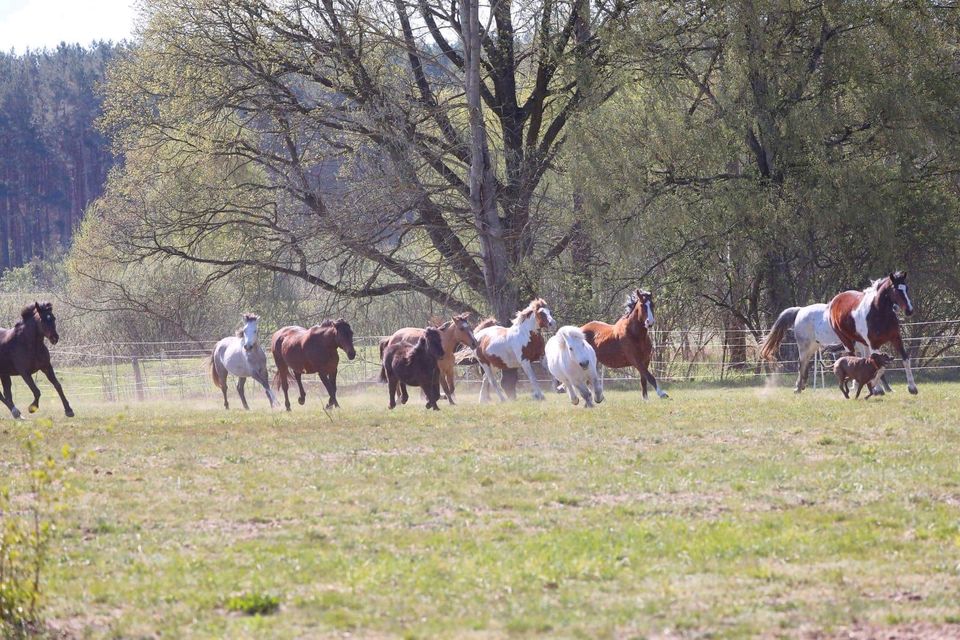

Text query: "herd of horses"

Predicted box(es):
[0, 271, 918, 418]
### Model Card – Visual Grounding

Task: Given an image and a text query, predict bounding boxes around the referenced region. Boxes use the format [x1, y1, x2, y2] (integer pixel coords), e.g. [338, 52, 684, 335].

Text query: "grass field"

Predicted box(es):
[3, 382, 960, 639]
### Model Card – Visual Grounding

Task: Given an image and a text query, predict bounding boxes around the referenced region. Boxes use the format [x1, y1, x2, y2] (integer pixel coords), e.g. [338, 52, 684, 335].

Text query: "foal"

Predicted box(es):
[0, 302, 74, 418]
[382, 327, 445, 410]
[834, 352, 894, 400]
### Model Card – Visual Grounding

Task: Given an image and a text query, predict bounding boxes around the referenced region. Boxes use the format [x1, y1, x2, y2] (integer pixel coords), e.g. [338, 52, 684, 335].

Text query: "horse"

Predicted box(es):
[581, 288, 667, 399]
[208, 313, 276, 410]
[473, 298, 557, 402]
[759, 303, 847, 393]
[271, 319, 356, 411]
[382, 326, 445, 410]
[379, 313, 477, 404]
[828, 271, 917, 395]
[545, 326, 604, 408]
[0, 302, 73, 419]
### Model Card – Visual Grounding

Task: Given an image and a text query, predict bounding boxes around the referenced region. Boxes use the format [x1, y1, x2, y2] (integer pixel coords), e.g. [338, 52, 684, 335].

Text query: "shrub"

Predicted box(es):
[0, 423, 73, 637]
[225, 591, 281, 616]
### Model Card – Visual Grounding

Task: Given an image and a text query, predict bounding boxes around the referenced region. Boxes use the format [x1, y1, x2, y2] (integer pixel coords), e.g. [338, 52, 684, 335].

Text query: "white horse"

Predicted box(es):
[473, 298, 557, 402]
[759, 304, 840, 393]
[208, 313, 276, 409]
[546, 326, 603, 408]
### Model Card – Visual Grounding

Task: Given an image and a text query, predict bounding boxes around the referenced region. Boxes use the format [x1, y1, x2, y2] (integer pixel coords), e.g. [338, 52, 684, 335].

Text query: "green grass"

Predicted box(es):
[3, 383, 960, 638]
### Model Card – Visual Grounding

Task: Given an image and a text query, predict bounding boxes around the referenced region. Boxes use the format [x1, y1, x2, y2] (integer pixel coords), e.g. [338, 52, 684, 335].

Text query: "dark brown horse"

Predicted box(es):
[271, 319, 356, 410]
[379, 313, 477, 404]
[0, 302, 74, 418]
[382, 327, 445, 410]
[828, 271, 917, 395]
[581, 288, 667, 399]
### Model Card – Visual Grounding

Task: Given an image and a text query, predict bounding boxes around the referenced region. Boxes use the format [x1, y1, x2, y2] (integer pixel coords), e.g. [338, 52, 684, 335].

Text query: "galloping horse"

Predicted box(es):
[271, 319, 356, 410]
[0, 302, 73, 418]
[379, 313, 477, 404]
[828, 271, 917, 395]
[473, 298, 556, 402]
[759, 303, 845, 393]
[546, 326, 604, 408]
[382, 326, 445, 410]
[209, 313, 276, 409]
[581, 288, 667, 399]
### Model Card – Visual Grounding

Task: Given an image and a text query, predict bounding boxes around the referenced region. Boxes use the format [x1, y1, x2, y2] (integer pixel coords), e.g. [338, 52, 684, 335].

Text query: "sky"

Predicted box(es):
[0, 0, 135, 54]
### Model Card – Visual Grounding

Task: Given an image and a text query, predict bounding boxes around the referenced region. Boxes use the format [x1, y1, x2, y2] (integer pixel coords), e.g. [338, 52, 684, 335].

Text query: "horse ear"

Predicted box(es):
[34, 301, 41, 312]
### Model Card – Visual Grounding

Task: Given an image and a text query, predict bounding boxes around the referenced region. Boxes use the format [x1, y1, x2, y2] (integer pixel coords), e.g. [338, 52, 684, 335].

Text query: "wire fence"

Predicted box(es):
[27, 320, 960, 404]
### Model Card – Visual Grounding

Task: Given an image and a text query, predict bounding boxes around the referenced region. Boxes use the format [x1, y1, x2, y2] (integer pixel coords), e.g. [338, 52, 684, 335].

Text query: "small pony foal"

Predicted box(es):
[833, 352, 894, 400]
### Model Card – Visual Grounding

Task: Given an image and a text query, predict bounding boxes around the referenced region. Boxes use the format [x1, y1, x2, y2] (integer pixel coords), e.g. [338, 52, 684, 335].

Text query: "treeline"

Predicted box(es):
[0, 43, 119, 270]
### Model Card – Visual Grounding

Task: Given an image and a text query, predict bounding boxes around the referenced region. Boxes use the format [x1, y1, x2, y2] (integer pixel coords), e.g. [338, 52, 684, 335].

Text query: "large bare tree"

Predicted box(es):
[95, 0, 627, 319]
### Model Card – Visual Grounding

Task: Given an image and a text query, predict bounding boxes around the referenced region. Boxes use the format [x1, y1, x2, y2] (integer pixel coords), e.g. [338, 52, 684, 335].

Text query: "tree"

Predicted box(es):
[95, 0, 631, 320]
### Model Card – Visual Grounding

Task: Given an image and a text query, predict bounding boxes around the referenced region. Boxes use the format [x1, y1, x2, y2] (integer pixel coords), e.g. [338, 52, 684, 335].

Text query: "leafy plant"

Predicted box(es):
[225, 591, 280, 616]
[0, 422, 73, 637]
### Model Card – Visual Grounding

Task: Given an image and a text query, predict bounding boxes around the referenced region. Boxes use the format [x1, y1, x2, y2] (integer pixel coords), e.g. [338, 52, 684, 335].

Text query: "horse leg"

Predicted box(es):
[642, 368, 667, 399]
[639, 371, 649, 400]
[563, 376, 579, 405]
[40, 365, 74, 417]
[890, 334, 918, 395]
[324, 370, 340, 409]
[387, 374, 398, 409]
[577, 382, 594, 408]
[294, 372, 307, 405]
[0, 375, 20, 419]
[794, 341, 818, 393]
[279, 371, 292, 411]
[519, 360, 544, 400]
[440, 367, 455, 405]
[21, 373, 42, 414]
[399, 382, 409, 405]
[236, 377, 250, 410]
[479, 362, 508, 402]
[855, 381, 865, 399]
[253, 370, 277, 408]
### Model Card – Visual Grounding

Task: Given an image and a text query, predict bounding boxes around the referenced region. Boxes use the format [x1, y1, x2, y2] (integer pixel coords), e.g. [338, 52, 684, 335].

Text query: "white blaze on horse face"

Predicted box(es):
[541, 307, 557, 331]
[644, 300, 655, 328]
[243, 319, 258, 350]
[898, 284, 913, 314]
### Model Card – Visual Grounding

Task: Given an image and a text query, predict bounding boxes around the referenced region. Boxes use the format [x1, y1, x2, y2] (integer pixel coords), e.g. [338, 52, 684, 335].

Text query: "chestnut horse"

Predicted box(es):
[828, 271, 917, 395]
[582, 288, 667, 399]
[0, 302, 74, 419]
[382, 326, 445, 410]
[379, 313, 478, 404]
[473, 298, 556, 402]
[271, 319, 356, 410]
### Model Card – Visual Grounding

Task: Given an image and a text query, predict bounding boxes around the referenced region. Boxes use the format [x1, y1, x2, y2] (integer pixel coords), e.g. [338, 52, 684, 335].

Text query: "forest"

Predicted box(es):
[2, 1, 960, 349]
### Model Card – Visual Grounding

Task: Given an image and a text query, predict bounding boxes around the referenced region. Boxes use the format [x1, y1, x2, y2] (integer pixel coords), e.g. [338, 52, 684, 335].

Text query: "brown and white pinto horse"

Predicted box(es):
[379, 313, 478, 404]
[473, 298, 556, 402]
[271, 319, 357, 410]
[827, 271, 917, 395]
[582, 288, 667, 400]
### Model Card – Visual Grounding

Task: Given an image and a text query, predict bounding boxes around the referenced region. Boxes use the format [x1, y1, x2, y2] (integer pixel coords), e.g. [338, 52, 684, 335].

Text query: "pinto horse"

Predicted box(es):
[0, 302, 74, 419]
[473, 298, 557, 402]
[759, 303, 844, 393]
[827, 271, 917, 395]
[271, 319, 356, 410]
[581, 288, 667, 400]
[379, 313, 477, 404]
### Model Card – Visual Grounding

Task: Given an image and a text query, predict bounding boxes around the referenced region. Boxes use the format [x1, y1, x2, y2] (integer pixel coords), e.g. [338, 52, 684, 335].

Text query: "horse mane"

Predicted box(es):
[475, 317, 498, 330]
[20, 305, 37, 320]
[235, 313, 259, 337]
[318, 319, 336, 328]
[512, 298, 546, 326]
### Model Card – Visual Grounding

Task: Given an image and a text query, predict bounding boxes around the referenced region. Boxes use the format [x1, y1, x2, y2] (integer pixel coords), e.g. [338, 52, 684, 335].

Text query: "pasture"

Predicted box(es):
[4, 383, 960, 638]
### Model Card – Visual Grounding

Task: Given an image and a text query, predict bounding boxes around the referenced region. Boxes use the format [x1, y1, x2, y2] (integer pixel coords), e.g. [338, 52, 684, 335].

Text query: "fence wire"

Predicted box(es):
[26, 320, 960, 404]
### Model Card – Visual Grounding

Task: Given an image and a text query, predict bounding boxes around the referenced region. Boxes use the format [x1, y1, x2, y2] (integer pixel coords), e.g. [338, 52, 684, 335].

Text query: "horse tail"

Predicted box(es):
[271, 335, 288, 391]
[208, 352, 223, 388]
[759, 307, 801, 361]
[378, 338, 388, 382]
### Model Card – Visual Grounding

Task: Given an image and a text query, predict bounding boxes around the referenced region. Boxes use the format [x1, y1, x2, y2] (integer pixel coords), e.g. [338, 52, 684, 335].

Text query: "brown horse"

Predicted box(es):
[827, 271, 917, 395]
[0, 302, 74, 419]
[382, 327, 445, 410]
[271, 319, 356, 410]
[581, 288, 667, 400]
[378, 313, 477, 404]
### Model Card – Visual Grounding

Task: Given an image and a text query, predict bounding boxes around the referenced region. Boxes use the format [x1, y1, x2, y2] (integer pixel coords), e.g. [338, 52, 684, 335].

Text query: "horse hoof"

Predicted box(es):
[659, 392, 670, 399]
[28, 404, 38, 414]
[11, 408, 21, 419]
[908, 385, 918, 395]
[65, 409, 75, 418]
[298, 396, 305, 405]
[596, 395, 604, 404]
[571, 397, 579, 405]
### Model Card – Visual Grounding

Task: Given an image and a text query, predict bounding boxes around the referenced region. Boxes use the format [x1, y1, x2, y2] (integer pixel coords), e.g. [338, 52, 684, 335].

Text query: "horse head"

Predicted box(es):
[869, 352, 894, 368]
[527, 298, 557, 331]
[562, 328, 592, 370]
[424, 326, 445, 360]
[334, 318, 357, 360]
[448, 312, 478, 349]
[239, 313, 259, 352]
[27, 301, 59, 345]
[627, 289, 656, 328]
[887, 271, 914, 316]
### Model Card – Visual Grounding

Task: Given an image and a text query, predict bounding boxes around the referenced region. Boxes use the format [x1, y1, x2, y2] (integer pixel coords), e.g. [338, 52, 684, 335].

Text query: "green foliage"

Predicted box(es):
[225, 592, 280, 616]
[0, 422, 73, 637]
